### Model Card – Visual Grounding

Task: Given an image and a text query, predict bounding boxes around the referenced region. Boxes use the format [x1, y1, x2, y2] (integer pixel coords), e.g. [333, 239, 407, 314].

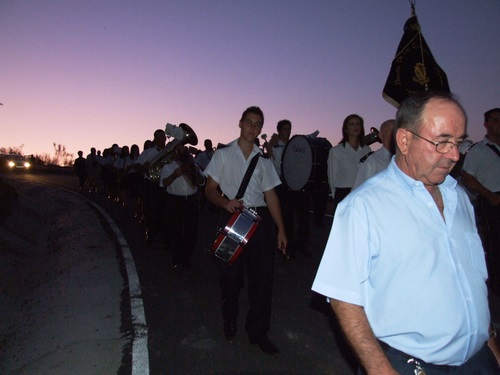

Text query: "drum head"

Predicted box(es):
[281, 136, 313, 191]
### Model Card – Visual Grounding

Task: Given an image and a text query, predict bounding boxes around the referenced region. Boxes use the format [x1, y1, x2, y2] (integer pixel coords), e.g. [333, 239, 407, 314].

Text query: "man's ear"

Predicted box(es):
[396, 128, 409, 155]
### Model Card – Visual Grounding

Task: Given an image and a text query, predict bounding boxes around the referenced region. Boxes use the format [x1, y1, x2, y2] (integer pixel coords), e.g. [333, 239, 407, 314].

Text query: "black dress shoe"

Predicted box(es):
[249, 335, 279, 355]
[224, 323, 237, 342]
[145, 231, 156, 246]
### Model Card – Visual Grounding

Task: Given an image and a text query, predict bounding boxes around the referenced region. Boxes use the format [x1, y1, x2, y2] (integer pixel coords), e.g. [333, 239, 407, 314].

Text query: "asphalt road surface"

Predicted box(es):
[4, 171, 498, 374]
[1, 171, 357, 375]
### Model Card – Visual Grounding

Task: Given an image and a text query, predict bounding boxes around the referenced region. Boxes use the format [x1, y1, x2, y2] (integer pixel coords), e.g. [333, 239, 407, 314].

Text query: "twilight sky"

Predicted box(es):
[1, 0, 499, 158]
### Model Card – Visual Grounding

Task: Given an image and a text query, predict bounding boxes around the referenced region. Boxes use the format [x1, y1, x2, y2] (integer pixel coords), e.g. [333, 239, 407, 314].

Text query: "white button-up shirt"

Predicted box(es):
[327, 142, 372, 195]
[204, 140, 281, 207]
[313, 159, 490, 366]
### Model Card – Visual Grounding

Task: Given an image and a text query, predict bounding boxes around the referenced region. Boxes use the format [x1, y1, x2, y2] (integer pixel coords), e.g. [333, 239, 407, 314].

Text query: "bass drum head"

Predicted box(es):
[281, 135, 314, 191]
[281, 135, 332, 191]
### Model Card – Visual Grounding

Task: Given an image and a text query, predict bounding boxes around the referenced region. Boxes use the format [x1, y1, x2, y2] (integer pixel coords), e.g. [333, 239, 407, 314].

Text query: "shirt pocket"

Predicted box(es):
[465, 232, 488, 281]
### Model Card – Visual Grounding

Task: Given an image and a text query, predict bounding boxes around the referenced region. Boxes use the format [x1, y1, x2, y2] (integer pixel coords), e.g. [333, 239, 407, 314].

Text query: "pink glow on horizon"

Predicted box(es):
[1, 1, 499, 158]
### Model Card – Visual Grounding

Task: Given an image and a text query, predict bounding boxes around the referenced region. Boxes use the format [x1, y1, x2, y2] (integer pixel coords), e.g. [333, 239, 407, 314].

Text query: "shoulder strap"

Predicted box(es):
[486, 143, 500, 159]
[235, 153, 261, 200]
[359, 151, 374, 164]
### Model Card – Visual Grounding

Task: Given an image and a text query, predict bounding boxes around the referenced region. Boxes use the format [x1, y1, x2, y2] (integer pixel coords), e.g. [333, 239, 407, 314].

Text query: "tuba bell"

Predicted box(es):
[148, 123, 198, 183]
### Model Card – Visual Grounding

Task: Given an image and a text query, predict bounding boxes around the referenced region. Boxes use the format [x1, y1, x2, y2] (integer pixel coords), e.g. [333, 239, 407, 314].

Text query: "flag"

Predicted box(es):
[383, 13, 450, 108]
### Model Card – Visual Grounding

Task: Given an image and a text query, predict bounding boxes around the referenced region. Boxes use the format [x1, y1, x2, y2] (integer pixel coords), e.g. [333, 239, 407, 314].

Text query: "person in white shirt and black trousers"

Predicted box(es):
[161, 135, 205, 267]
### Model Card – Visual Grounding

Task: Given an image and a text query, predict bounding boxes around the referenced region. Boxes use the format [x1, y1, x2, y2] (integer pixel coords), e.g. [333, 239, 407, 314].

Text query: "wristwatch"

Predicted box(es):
[489, 326, 497, 339]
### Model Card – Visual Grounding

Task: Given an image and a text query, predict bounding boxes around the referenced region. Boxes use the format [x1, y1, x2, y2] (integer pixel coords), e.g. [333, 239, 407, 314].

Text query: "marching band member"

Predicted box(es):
[204, 106, 287, 355]
[135, 129, 167, 246]
[327, 114, 372, 213]
[266, 119, 309, 259]
[161, 137, 205, 267]
[352, 119, 395, 189]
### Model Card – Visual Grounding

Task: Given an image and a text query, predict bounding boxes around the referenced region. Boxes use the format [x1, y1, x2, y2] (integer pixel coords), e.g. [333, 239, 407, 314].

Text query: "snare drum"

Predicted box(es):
[281, 135, 332, 191]
[210, 206, 261, 264]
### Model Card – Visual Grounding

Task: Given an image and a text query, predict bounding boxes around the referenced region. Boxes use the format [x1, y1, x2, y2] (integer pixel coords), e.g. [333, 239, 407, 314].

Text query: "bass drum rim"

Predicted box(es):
[281, 135, 332, 191]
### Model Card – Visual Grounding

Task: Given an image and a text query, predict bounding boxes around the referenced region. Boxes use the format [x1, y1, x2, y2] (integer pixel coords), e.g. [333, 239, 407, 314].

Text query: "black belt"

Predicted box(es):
[246, 206, 268, 215]
[167, 193, 197, 200]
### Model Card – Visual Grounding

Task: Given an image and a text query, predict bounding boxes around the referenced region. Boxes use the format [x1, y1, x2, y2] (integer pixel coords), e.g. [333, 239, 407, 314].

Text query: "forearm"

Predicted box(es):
[331, 299, 397, 374]
[264, 189, 287, 252]
[488, 327, 500, 366]
[162, 171, 179, 187]
[462, 171, 499, 204]
[265, 190, 285, 233]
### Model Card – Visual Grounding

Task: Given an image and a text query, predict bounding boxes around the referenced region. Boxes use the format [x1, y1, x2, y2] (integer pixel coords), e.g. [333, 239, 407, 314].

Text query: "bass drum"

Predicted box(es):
[281, 135, 332, 191]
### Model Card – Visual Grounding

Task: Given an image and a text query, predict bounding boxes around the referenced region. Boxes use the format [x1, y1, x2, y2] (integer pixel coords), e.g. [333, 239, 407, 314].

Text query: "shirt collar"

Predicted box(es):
[387, 157, 457, 196]
[483, 136, 500, 148]
[230, 139, 262, 159]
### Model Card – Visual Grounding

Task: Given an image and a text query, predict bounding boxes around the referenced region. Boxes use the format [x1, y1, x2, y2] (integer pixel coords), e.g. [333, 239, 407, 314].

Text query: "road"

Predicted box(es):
[2, 171, 357, 374]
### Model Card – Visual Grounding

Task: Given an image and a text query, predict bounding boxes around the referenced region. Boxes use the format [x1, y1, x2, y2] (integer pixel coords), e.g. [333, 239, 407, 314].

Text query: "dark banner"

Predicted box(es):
[383, 15, 450, 108]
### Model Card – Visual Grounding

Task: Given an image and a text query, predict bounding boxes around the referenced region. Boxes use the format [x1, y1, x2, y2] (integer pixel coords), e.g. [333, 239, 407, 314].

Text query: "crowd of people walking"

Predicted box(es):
[72, 96, 500, 372]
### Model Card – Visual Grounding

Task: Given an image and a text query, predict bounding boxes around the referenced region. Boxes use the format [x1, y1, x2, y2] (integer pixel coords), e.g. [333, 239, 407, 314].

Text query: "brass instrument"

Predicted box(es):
[363, 127, 380, 146]
[148, 123, 198, 183]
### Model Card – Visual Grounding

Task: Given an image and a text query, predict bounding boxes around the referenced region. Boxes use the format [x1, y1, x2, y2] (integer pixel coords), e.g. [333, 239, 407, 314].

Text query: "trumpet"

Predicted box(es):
[363, 127, 381, 146]
[148, 123, 198, 183]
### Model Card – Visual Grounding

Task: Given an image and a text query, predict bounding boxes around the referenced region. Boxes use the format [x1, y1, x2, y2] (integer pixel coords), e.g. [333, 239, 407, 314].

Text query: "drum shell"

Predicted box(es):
[209, 206, 261, 265]
[281, 135, 332, 191]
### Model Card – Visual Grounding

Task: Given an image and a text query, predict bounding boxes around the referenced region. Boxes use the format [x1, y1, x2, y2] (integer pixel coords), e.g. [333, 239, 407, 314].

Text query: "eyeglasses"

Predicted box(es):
[242, 119, 263, 128]
[407, 130, 463, 154]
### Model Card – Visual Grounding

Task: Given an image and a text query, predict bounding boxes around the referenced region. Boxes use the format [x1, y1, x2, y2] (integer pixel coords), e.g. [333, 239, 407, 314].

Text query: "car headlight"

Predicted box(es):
[8, 161, 15, 168]
[24, 162, 31, 168]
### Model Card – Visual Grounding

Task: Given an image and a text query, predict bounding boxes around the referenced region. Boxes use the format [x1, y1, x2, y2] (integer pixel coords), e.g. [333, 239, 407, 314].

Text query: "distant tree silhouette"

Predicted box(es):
[52, 143, 73, 166]
[0, 145, 24, 155]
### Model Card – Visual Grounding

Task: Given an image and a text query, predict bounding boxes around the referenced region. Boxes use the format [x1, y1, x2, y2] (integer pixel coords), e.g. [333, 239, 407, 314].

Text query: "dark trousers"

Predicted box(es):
[77, 173, 87, 189]
[332, 187, 351, 217]
[216, 207, 276, 339]
[357, 342, 499, 374]
[476, 194, 500, 294]
[311, 182, 329, 225]
[275, 185, 309, 255]
[165, 193, 199, 266]
[142, 180, 166, 238]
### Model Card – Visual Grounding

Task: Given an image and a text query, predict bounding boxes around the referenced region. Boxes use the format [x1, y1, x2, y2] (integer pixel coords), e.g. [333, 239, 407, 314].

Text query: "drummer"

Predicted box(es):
[266, 119, 291, 177]
[327, 114, 372, 213]
[204, 106, 287, 355]
[266, 120, 310, 259]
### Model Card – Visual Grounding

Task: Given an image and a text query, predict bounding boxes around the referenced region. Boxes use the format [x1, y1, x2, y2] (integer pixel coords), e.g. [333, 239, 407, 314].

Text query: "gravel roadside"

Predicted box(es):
[0, 176, 127, 374]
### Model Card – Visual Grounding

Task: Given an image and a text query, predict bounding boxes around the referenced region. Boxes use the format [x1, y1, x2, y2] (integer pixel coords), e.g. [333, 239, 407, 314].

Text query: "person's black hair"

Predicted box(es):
[277, 119, 291, 132]
[240, 106, 264, 127]
[484, 108, 500, 123]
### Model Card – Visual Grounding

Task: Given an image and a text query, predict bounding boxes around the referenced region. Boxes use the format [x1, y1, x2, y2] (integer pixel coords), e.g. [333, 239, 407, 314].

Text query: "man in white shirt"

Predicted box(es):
[313, 92, 499, 373]
[266, 119, 309, 258]
[194, 139, 214, 171]
[462, 108, 500, 296]
[352, 119, 395, 189]
[135, 129, 166, 245]
[204, 106, 287, 355]
[161, 138, 205, 267]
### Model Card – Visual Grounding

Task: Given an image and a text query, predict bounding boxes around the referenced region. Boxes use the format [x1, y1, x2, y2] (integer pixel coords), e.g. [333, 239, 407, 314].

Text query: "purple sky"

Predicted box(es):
[1, 1, 499, 158]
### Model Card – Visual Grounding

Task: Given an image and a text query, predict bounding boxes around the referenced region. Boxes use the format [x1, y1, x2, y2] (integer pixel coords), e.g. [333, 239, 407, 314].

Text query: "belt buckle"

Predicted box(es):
[407, 358, 426, 375]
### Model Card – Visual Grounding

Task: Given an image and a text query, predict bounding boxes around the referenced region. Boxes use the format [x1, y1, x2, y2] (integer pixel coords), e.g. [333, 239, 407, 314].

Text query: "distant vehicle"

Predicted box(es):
[0, 154, 31, 172]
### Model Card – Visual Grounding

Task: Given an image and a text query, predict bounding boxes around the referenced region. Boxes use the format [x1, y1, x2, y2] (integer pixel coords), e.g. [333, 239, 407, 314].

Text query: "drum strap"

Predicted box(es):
[235, 153, 261, 200]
